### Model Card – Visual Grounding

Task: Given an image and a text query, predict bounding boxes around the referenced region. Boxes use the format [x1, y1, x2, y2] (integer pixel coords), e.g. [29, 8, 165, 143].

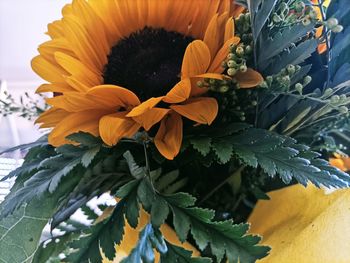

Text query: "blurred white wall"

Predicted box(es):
[0, 0, 70, 148]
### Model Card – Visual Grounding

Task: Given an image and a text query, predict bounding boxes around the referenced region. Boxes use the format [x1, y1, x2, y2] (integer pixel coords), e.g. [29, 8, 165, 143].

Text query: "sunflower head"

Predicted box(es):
[33, 0, 263, 160]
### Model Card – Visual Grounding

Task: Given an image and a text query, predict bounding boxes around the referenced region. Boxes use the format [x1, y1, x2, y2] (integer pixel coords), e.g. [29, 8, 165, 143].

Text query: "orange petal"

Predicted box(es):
[127, 97, 164, 117]
[163, 79, 191, 104]
[55, 51, 101, 87]
[224, 17, 235, 42]
[132, 108, 170, 131]
[154, 112, 183, 160]
[87, 85, 140, 109]
[170, 97, 218, 125]
[99, 112, 141, 146]
[46, 93, 107, 112]
[48, 109, 109, 147]
[31, 56, 66, 83]
[203, 14, 220, 58]
[35, 107, 70, 128]
[318, 43, 327, 54]
[181, 40, 211, 79]
[235, 68, 264, 88]
[208, 37, 240, 73]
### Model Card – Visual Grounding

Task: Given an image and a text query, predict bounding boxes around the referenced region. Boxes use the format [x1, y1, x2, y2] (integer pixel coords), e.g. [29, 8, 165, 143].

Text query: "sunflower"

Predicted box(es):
[33, 0, 263, 160]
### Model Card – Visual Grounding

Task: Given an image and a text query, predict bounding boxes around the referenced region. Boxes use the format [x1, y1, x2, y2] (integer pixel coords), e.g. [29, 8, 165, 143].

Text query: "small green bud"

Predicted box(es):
[340, 94, 347, 102]
[219, 85, 230, 93]
[227, 68, 237, 76]
[330, 95, 340, 104]
[209, 79, 216, 85]
[324, 88, 333, 97]
[227, 60, 237, 68]
[266, 76, 273, 85]
[303, 75, 312, 86]
[273, 13, 282, 23]
[239, 64, 248, 72]
[287, 64, 296, 75]
[295, 65, 301, 71]
[280, 2, 289, 12]
[227, 53, 235, 60]
[339, 106, 349, 114]
[240, 116, 246, 121]
[295, 83, 303, 94]
[332, 25, 344, 33]
[259, 81, 269, 88]
[327, 18, 339, 28]
[302, 17, 311, 26]
[245, 45, 252, 54]
[236, 46, 245, 56]
[251, 100, 258, 106]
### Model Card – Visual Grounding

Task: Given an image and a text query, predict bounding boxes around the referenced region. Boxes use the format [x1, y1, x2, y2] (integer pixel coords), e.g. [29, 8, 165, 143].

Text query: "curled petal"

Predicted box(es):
[99, 112, 141, 146]
[87, 85, 140, 109]
[127, 97, 164, 117]
[36, 107, 70, 128]
[48, 109, 109, 146]
[171, 97, 218, 125]
[132, 108, 170, 131]
[235, 68, 264, 88]
[163, 79, 191, 104]
[155, 112, 183, 160]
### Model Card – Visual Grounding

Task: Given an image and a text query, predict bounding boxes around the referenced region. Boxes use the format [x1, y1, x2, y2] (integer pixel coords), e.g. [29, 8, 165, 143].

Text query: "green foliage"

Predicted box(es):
[0, 173, 79, 263]
[190, 124, 350, 188]
[160, 241, 211, 263]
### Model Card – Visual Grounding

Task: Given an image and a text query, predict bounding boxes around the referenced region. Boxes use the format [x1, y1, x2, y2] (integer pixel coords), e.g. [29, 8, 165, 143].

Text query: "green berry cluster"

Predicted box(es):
[259, 64, 311, 93]
[269, 1, 318, 28]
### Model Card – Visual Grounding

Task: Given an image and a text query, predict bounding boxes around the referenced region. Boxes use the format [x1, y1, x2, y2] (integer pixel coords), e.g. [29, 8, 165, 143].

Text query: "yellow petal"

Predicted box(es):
[171, 97, 218, 125]
[87, 85, 140, 109]
[55, 51, 101, 87]
[99, 112, 141, 146]
[208, 37, 240, 73]
[163, 79, 191, 104]
[203, 14, 220, 58]
[181, 40, 211, 79]
[31, 56, 66, 83]
[35, 107, 70, 128]
[46, 93, 106, 112]
[235, 68, 264, 88]
[224, 17, 235, 42]
[48, 109, 109, 147]
[132, 108, 170, 131]
[155, 112, 183, 160]
[127, 97, 164, 117]
[249, 185, 350, 263]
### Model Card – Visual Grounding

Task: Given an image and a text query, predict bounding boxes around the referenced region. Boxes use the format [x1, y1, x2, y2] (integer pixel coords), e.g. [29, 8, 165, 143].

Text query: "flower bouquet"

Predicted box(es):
[1, 0, 350, 262]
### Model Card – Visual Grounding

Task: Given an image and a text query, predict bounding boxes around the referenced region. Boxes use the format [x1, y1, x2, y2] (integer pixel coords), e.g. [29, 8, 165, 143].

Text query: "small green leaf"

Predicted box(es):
[191, 137, 212, 156]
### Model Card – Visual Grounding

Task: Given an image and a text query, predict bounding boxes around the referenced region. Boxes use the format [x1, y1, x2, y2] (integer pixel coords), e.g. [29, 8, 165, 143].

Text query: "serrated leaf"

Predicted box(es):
[229, 127, 350, 188]
[191, 137, 212, 156]
[81, 146, 100, 167]
[212, 140, 233, 164]
[160, 241, 212, 263]
[123, 151, 146, 179]
[151, 197, 169, 228]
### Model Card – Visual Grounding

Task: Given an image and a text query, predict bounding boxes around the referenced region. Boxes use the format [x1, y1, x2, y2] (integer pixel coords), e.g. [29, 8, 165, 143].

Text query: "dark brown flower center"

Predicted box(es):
[103, 27, 194, 101]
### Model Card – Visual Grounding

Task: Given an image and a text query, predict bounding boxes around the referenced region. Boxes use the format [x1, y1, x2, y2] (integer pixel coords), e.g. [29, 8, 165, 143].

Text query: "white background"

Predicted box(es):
[0, 0, 70, 148]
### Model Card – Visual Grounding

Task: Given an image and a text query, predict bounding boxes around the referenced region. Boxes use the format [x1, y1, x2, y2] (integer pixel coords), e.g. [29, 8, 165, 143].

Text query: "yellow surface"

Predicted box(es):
[249, 184, 350, 263]
[102, 209, 199, 262]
